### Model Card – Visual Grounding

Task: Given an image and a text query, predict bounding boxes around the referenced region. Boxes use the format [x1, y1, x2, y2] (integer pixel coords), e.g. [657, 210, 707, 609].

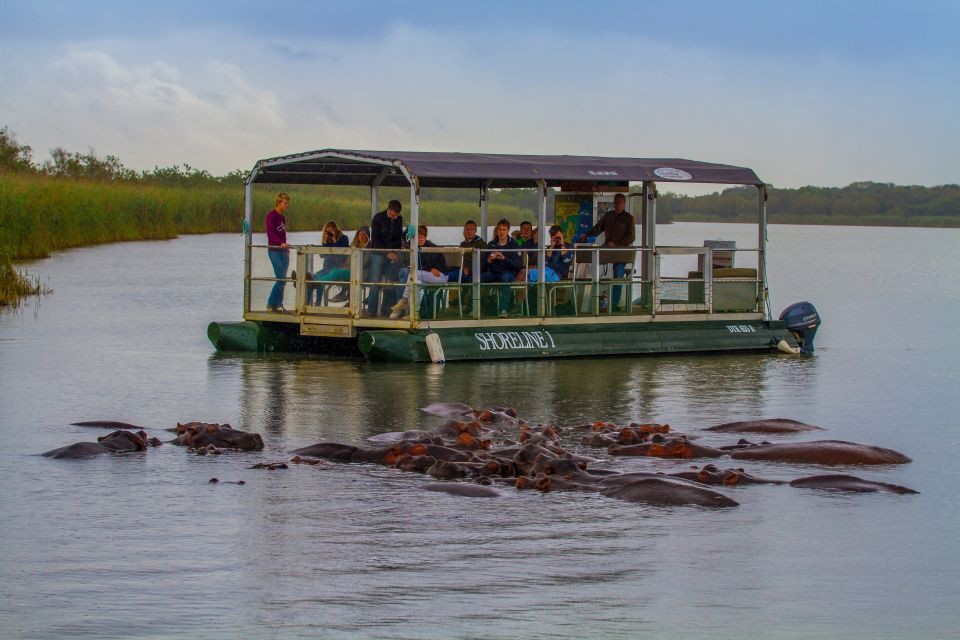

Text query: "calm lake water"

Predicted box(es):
[1, 223, 958, 639]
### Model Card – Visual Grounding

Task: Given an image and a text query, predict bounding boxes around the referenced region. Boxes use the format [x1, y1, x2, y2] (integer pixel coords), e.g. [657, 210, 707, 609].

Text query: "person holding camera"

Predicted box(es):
[480, 219, 521, 317]
[522, 225, 573, 285]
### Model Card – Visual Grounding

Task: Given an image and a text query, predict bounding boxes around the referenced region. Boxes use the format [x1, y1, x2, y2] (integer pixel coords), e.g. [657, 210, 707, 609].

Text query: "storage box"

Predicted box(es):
[698, 240, 736, 271]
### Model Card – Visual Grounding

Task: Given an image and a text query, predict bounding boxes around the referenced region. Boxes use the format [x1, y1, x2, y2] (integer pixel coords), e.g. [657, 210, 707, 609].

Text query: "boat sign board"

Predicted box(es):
[653, 167, 693, 181]
[475, 330, 556, 352]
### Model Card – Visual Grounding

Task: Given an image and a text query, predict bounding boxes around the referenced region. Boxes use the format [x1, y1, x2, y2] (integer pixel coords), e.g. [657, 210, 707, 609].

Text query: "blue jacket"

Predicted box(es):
[486, 236, 521, 276]
[546, 243, 575, 278]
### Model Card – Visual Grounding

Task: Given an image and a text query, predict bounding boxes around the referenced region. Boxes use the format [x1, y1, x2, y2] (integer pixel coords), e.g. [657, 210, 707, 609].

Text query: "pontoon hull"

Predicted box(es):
[208, 319, 798, 363]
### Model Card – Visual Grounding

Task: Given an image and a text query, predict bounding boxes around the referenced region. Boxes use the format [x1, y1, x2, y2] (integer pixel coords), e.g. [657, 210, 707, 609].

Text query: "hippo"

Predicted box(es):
[170, 423, 264, 452]
[704, 418, 823, 434]
[581, 432, 619, 448]
[420, 402, 478, 419]
[290, 442, 359, 461]
[601, 476, 739, 507]
[670, 464, 786, 486]
[608, 436, 724, 459]
[43, 429, 148, 459]
[730, 440, 912, 465]
[515, 473, 599, 493]
[367, 429, 437, 443]
[249, 462, 289, 470]
[71, 420, 147, 430]
[789, 474, 918, 494]
[393, 454, 438, 473]
[423, 482, 500, 498]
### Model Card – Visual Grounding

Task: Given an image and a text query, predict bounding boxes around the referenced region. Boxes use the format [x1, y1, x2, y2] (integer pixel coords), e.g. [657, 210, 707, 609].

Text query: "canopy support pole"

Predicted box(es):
[409, 177, 420, 319]
[537, 179, 547, 314]
[641, 181, 657, 287]
[243, 179, 253, 314]
[758, 184, 769, 318]
[480, 180, 492, 241]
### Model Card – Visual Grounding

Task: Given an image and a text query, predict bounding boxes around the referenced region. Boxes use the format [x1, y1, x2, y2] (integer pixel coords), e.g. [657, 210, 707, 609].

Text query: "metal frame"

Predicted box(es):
[241, 150, 769, 329]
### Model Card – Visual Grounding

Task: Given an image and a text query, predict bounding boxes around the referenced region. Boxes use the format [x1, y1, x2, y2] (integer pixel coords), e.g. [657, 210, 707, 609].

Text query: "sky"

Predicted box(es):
[1, 0, 957, 190]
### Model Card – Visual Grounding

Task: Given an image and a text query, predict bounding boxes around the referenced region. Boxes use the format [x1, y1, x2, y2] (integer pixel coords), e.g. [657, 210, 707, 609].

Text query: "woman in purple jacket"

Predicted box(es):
[265, 192, 290, 311]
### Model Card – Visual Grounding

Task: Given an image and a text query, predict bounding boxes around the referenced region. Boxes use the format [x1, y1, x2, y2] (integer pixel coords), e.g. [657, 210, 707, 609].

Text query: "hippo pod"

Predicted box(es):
[608, 435, 724, 459]
[789, 474, 918, 494]
[170, 423, 264, 452]
[42, 429, 149, 459]
[730, 440, 912, 465]
[704, 418, 823, 434]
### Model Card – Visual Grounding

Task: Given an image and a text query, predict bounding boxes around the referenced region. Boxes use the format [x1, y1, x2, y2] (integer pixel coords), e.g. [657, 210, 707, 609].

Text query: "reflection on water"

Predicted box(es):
[1, 226, 959, 639]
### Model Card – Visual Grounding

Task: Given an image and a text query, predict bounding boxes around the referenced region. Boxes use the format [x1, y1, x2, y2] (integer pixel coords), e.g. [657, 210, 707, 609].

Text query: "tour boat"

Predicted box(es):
[207, 150, 820, 362]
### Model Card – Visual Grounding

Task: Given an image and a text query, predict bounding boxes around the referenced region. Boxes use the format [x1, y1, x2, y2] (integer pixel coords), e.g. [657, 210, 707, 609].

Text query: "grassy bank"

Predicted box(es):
[0, 174, 530, 262]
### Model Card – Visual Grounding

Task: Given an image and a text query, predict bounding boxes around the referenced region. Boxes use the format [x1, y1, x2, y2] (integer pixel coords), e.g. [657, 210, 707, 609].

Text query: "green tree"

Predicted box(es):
[0, 126, 35, 173]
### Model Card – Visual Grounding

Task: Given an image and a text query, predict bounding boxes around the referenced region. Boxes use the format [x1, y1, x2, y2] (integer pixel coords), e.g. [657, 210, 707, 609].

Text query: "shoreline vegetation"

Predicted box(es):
[2, 125, 958, 301]
[0, 254, 45, 306]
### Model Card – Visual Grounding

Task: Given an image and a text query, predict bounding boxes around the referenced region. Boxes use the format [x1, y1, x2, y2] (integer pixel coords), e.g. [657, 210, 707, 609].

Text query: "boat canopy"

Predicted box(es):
[248, 149, 764, 189]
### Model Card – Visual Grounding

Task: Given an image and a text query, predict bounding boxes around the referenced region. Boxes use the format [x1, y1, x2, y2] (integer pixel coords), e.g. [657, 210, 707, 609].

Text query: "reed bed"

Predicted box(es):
[0, 174, 530, 262]
[0, 254, 44, 306]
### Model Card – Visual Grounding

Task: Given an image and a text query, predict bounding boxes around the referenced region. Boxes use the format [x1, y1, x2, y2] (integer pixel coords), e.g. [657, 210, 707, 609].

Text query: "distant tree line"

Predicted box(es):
[1, 125, 245, 186]
[3, 125, 958, 228]
[658, 182, 960, 227]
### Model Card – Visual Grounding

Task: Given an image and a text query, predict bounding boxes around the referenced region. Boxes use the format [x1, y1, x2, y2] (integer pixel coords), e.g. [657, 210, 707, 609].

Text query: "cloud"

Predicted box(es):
[0, 15, 956, 187]
[264, 44, 338, 63]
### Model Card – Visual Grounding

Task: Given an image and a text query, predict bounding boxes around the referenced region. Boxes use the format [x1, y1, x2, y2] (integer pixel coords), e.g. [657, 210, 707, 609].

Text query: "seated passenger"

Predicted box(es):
[480, 219, 521, 317]
[312, 225, 369, 305]
[513, 220, 536, 247]
[308, 221, 349, 304]
[315, 221, 349, 276]
[526, 225, 573, 282]
[389, 226, 449, 319]
[446, 219, 487, 283]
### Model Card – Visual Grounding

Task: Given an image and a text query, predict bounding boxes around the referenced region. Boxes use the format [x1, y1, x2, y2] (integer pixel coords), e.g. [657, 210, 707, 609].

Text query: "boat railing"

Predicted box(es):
[246, 243, 762, 321]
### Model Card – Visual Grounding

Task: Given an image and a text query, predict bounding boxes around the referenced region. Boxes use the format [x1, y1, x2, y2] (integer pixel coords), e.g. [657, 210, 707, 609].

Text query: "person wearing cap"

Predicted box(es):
[580, 192, 635, 309]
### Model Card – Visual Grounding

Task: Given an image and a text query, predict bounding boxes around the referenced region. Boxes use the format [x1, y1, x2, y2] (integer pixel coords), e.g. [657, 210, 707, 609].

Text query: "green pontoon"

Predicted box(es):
[208, 150, 820, 362]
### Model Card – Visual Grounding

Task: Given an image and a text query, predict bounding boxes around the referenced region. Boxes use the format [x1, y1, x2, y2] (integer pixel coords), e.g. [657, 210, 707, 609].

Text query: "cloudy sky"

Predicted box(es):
[2, 0, 957, 189]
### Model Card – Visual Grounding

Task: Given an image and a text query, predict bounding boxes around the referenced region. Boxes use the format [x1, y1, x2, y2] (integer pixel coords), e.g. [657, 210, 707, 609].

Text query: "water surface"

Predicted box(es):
[1, 223, 958, 639]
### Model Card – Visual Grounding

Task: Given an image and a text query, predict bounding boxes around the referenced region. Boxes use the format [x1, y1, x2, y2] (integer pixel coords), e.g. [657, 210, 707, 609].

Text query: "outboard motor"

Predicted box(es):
[779, 301, 821, 354]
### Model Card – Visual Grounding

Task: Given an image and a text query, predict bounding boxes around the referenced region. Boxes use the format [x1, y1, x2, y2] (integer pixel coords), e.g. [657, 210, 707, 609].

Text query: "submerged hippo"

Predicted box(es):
[730, 440, 911, 465]
[670, 464, 786, 486]
[704, 418, 823, 434]
[71, 420, 147, 430]
[608, 436, 724, 459]
[423, 482, 500, 498]
[43, 429, 148, 459]
[170, 423, 264, 452]
[601, 476, 739, 508]
[789, 474, 918, 494]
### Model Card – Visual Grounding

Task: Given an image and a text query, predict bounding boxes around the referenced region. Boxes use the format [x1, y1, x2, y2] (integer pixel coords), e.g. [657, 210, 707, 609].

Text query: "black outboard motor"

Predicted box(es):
[779, 301, 821, 354]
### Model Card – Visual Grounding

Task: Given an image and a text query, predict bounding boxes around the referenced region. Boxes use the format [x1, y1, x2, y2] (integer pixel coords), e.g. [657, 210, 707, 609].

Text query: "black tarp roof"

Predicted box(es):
[249, 149, 764, 188]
